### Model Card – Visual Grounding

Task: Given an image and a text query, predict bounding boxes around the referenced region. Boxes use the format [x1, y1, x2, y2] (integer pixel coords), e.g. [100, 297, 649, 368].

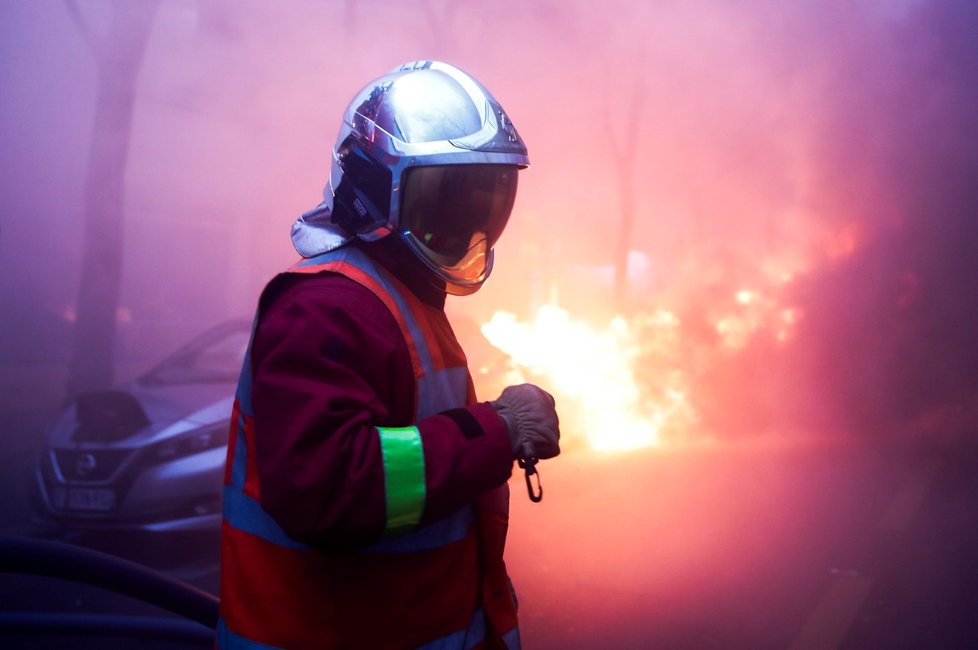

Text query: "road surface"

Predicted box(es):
[2, 419, 976, 648]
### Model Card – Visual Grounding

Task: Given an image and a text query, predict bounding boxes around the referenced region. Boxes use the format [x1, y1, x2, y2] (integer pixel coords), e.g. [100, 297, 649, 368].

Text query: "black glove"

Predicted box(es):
[491, 383, 560, 460]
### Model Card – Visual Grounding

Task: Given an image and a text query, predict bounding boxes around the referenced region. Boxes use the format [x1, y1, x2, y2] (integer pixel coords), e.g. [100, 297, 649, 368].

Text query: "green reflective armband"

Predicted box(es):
[376, 426, 426, 535]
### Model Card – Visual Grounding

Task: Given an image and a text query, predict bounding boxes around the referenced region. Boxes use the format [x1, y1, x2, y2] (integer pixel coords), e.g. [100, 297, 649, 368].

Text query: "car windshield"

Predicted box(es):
[139, 323, 250, 386]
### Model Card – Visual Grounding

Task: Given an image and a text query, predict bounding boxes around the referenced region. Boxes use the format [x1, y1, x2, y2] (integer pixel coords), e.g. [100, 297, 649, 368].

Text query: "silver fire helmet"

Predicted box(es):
[291, 60, 529, 295]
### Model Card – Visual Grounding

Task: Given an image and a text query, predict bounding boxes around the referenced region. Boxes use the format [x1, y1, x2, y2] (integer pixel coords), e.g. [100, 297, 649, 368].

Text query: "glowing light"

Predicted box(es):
[481, 305, 693, 451]
[774, 307, 803, 344]
[478, 248, 813, 449]
[716, 315, 756, 349]
[826, 222, 864, 260]
[736, 289, 755, 305]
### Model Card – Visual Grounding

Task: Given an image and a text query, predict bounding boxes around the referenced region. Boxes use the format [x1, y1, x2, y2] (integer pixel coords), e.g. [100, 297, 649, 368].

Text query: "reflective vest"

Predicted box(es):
[217, 246, 520, 650]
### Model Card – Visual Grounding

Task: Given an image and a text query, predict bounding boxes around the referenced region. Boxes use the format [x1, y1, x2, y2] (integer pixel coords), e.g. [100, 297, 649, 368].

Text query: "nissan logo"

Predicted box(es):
[75, 453, 97, 478]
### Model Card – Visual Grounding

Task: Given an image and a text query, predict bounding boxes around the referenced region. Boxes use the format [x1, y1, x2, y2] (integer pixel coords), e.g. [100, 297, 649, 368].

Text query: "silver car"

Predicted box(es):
[31, 320, 249, 533]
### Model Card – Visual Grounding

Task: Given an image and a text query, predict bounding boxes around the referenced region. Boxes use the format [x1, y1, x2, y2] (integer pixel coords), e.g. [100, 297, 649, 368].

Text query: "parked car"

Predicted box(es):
[31, 320, 250, 533]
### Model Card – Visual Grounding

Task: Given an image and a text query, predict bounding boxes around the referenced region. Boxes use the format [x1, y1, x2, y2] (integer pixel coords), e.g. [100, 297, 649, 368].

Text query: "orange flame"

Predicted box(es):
[476, 240, 830, 449]
[481, 305, 696, 451]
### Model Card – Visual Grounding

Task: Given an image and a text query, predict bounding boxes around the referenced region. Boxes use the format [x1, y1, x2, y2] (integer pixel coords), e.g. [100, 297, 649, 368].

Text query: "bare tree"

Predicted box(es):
[64, 0, 161, 398]
[605, 67, 647, 310]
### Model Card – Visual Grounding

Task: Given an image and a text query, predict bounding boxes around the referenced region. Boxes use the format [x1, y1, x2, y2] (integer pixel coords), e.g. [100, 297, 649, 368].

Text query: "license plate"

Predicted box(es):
[61, 488, 117, 512]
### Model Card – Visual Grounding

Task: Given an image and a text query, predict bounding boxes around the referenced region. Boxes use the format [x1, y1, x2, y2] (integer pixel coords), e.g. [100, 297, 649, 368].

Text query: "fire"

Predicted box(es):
[478, 269, 810, 451]
[481, 305, 695, 451]
[474, 236, 844, 450]
[736, 290, 756, 305]
[715, 288, 804, 350]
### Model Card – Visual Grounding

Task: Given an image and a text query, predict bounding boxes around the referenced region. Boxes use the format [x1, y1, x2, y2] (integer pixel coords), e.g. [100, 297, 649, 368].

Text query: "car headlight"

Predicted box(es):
[147, 422, 229, 463]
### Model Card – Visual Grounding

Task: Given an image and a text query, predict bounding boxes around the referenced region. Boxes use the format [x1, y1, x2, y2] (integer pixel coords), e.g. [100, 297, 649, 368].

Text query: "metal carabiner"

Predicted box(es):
[517, 457, 543, 503]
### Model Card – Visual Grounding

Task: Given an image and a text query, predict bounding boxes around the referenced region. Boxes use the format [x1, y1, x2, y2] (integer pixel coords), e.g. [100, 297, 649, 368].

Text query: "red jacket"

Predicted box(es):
[218, 245, 521, 649]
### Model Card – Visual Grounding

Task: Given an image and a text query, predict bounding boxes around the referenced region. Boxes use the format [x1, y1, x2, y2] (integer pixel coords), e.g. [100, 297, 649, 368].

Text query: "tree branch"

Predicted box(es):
[64, 0, 103, 60]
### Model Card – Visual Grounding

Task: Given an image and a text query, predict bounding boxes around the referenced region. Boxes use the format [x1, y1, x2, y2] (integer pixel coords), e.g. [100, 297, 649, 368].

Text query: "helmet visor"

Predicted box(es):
[399, 165, 518, 285]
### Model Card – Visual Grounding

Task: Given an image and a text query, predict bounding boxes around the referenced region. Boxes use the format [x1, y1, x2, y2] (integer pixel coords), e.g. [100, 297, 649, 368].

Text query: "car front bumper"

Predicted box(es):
[32, 446, 226, 533]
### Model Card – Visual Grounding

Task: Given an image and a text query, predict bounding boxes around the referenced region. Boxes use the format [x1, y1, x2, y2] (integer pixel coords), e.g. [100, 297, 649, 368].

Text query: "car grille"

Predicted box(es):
[52, 448, 134, 482]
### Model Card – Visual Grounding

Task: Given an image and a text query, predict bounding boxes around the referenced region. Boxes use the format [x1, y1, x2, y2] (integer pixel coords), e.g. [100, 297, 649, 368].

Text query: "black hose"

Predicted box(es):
[0, 613, 214, 644]
[0, 535, 219, 630]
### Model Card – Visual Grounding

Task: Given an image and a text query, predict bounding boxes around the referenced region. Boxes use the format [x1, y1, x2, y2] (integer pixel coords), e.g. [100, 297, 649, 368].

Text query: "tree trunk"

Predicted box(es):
[608, 75, 645, 312]
[613, 169, 635, 308]
[65, 0, 160, 398]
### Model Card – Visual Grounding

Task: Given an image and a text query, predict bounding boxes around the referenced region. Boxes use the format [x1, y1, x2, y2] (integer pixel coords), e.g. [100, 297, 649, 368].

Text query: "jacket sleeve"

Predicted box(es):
[250, 273, 514, 549]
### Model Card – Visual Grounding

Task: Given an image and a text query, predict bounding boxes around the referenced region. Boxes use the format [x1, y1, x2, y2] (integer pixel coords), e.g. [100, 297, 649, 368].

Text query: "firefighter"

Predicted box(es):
[217, 60, 560, 650]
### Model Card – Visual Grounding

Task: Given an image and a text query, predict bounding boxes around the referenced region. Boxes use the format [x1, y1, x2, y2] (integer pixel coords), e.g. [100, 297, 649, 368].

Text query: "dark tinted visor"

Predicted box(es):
[399, 164, 518, 265]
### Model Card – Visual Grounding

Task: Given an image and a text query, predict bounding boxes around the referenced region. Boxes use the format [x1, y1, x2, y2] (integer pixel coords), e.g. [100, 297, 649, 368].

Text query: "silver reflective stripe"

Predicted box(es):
[415, 608, 486, 650]
[417, 367, 471, 419]
[500, 626, 522, 650]
[227, 414, 248, 492]
[216, 618, 281, 649]
[363, 504, 473, 554]
[223, 485, 308, 550]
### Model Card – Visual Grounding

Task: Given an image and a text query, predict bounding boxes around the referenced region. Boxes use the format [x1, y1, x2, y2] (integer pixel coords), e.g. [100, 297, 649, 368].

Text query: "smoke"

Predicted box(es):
[770, 0, 978, 435]
[1, 0, 976, 437]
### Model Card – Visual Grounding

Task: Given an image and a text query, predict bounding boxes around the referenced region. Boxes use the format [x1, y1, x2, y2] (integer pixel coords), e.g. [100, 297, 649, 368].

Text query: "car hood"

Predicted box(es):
[47, 382, 236, 449]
